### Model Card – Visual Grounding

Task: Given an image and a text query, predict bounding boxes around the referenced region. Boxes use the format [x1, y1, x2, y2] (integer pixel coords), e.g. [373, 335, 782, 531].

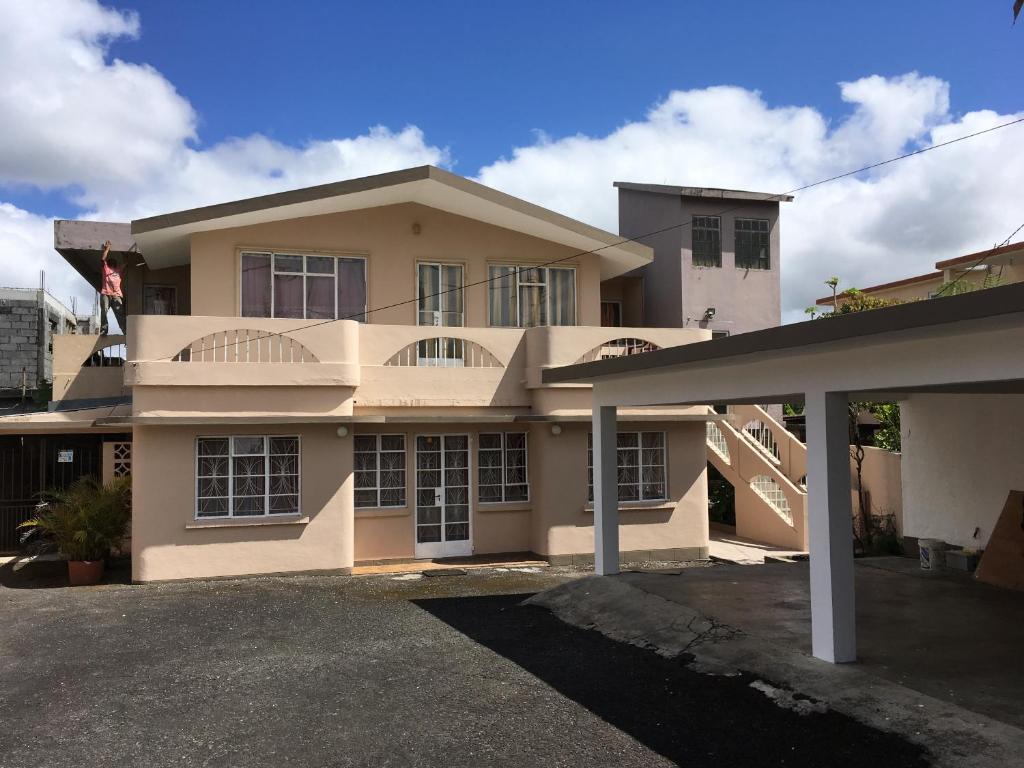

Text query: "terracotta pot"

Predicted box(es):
[67, 560, 105, 586]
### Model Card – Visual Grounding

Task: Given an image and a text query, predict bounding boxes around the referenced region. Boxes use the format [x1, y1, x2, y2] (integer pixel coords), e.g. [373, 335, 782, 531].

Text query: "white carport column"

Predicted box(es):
[592, 404, 619, 575]
[804, 390, 856, 663]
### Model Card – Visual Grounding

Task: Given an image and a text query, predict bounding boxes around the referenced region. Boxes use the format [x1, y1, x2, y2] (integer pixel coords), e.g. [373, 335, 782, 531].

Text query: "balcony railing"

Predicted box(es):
[118, 316, 709, 415]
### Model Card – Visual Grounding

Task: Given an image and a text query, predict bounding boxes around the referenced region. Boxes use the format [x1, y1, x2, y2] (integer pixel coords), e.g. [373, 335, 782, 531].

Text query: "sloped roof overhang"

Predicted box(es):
[130, 166, 652, 280]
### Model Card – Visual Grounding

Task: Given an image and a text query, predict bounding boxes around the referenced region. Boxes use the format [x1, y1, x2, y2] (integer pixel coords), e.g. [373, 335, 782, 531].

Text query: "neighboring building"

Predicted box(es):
[1, 166, 721, 577]
[613, 183, 793, 337]
[815, 241, 1024, 309]
[0, 286, 84, 403]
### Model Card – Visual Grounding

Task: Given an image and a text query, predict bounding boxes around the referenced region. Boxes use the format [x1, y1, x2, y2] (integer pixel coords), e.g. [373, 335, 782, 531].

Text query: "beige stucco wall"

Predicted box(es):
[187, 202, 602, 327]
[51, 334, 127, 402]
[901, 393, 1024, 548]
[351, 424, 535, 563]
[351, 420, 708, 563]
[852, 446, 902, 533]
[131, 423, 353, 582]
[599, 276, 645, 326]
[530, 421, 708, 559]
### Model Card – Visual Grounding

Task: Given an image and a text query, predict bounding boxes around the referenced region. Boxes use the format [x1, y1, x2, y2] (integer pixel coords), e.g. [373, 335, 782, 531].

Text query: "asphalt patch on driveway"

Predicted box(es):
[415, 593, 929, 768]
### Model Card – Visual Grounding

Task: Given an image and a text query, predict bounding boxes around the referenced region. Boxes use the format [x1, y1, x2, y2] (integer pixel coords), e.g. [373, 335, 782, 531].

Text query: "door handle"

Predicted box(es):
[434, 488, 443, 505]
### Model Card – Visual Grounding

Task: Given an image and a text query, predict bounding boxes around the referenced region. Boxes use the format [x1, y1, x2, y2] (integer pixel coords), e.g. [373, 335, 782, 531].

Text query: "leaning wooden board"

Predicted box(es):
[975, 490, 1024, 591]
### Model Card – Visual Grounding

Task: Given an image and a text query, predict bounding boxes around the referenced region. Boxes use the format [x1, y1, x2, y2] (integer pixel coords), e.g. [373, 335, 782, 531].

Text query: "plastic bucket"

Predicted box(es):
[919, 539, 946, 571]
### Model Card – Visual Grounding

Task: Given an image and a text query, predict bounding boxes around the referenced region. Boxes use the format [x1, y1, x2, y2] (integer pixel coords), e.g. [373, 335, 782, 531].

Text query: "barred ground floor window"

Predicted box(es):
[195, 435, 299, 518]
[477, 432, 528, 502]
[354, 434, 407, 508]
[588, 431, 667, 502]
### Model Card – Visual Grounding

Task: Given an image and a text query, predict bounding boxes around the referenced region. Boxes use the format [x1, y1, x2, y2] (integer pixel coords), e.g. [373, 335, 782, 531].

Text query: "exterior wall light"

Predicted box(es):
[336, 426, 349, 438]
[551, 424, 562, 435]
[703, 307, 716, 322]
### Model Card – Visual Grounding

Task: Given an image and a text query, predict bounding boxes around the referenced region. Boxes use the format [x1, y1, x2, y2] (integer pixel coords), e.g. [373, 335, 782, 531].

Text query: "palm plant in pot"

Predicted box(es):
[20, 476, 131, 586]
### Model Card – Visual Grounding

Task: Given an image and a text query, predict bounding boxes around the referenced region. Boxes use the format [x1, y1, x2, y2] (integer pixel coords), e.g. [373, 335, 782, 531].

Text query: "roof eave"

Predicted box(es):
[130, 166, 651, 280]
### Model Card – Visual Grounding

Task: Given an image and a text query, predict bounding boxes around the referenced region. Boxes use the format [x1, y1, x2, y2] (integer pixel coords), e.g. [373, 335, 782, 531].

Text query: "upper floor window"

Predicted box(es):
[241, 252, 367, 321]
[417, 263, 464, 327]
[734, 219, 771, 270]
[488, 265, 576, 327]
[691, 216, 721, 268]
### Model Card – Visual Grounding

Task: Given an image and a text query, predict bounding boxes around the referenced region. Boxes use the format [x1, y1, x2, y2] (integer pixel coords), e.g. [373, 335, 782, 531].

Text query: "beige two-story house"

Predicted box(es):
[19, 166, 723, 581]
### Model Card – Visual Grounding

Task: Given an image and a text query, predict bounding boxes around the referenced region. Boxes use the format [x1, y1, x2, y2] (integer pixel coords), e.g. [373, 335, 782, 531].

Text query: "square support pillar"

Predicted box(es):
[592, 404, 619, 576]
[804, 390, 856, 663]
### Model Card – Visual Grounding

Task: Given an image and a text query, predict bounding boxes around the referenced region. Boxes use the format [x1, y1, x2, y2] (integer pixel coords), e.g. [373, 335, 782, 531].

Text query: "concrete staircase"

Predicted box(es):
[706, 405, 808, 552]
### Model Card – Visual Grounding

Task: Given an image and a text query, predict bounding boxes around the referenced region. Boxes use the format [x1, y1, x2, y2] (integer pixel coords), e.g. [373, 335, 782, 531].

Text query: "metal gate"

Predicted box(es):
[0, 434, 112, 552]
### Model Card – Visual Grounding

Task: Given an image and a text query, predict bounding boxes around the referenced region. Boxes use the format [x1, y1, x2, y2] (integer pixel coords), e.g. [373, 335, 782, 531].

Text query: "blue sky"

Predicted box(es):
[92, 0, 1018, 183]
[0, 0, 1021, 318]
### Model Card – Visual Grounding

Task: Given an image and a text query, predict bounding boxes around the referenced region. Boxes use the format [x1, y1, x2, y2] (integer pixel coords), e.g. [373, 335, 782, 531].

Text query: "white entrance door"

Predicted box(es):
[415, 434, 472, 559]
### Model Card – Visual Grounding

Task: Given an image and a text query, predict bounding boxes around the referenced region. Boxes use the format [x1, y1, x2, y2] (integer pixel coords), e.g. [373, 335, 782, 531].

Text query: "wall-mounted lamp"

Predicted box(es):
[702, 307, 716, 322]
[336, 426, 349, 438]
[411, 222, 422, 235]
[551, 424, 562, 435]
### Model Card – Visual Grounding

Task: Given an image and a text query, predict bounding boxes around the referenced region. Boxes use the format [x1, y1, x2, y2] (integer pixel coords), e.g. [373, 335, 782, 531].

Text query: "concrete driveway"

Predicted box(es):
[0, 567, 928, 767]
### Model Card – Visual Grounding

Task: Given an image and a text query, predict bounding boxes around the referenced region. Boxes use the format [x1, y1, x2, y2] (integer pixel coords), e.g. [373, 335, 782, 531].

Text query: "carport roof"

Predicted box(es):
[543, 280, 1024, 385]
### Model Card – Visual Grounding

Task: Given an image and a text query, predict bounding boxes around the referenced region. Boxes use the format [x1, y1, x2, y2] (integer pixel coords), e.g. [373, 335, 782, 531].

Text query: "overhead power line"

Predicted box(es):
[153, 115, 1024, 361]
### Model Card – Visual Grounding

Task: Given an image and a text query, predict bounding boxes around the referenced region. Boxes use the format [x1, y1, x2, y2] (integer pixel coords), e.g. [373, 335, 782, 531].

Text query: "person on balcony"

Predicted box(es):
[99, 240, 127, 336]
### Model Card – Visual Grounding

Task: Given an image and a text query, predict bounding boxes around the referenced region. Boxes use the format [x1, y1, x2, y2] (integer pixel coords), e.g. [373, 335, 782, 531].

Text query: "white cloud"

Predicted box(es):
[0, 0, 449, 310]
[0, 203, 90, 313]
[0, 0, 195, 189]
[476, 75, 1023, 320]
[82, 126, 448, 221]
[0, 0, 1021, 324]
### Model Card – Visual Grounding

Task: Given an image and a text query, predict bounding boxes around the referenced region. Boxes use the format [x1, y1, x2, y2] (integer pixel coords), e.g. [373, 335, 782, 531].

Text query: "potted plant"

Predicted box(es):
[20, 476, 131, 586]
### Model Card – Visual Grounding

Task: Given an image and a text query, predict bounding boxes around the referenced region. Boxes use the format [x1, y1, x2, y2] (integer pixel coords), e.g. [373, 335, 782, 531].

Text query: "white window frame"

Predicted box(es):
[239, 251, 368, 321]
[416, 262, 465, 328]
[416, 262, 466, 367]
[194, 435, 301, 519]
[354, 434, 407, 509]
[487, 264, 577, 327]
[587, 430, 667, 503]
[477, 432, 529, 503]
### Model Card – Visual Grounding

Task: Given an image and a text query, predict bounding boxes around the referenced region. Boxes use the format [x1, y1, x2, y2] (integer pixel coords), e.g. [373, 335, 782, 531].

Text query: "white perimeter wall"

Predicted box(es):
[901, 393, 1024, 548]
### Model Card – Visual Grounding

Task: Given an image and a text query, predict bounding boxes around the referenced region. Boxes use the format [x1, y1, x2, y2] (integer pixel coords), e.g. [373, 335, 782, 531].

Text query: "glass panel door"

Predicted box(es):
[417, 263, 464, 366]
[415, 434, 472, 558]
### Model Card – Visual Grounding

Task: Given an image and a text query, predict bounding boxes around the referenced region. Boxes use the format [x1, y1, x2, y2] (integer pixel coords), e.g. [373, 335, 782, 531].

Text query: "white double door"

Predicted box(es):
[414, 434, 472, 559]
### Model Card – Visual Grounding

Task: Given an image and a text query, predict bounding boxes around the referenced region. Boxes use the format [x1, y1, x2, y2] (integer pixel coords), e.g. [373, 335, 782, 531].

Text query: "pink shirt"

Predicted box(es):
[101, 260, 125, 297]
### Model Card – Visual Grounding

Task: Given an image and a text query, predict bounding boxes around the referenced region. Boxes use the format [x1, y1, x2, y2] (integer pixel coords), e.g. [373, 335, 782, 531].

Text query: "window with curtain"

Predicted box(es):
[240, 252, 367, 320]
[487, 265, 576, 327]
[587, 431, 666, 502]
[691, 216, 722, 267]
[478, 432, 528, 503]
[734, 219, 771, 270]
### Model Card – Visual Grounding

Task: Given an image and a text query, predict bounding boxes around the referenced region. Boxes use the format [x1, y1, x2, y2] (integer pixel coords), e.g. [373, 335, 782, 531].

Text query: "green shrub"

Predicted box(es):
[20, 476, 131, 561]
